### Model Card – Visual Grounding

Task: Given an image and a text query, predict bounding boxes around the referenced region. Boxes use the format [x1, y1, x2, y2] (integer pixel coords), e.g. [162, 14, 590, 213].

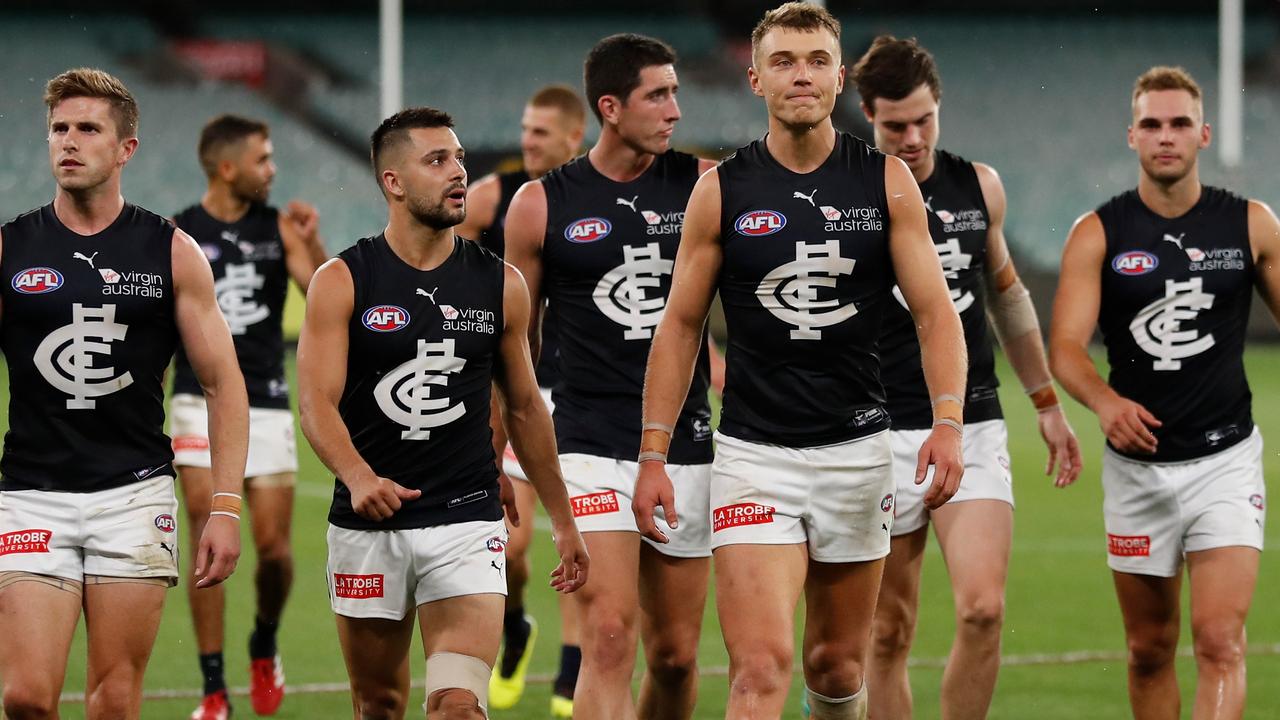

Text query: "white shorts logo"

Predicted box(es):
[214, 263, 269, 335]
[374, 338, 467, 440]
[1130, 277, 1215, 370]
[34, 303, 134, 409]
[892, 237, 974, 313]
[592, 242, 674, 340]
[757, 241, 857, 339]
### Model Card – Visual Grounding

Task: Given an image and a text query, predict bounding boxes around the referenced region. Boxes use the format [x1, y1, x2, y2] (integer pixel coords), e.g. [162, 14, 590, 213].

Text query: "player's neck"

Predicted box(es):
[201, 185, 253, 224]
[384, 212, 456, 271]
[587, 131, 657, 183]
[910, 153, 936, 185]
[52, 181, 125, 236]
[1137, 170, 1202, 219]
[764, 120, 836, 174]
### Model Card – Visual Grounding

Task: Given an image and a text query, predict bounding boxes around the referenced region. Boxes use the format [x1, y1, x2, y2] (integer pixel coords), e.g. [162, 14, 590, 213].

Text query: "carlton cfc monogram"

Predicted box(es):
[373, 338, 467, 440]
[214, 262, 269, 335]
[33, 303, 134, 409]
[757, 240, 858, 339]
[592, 242, 673, 340]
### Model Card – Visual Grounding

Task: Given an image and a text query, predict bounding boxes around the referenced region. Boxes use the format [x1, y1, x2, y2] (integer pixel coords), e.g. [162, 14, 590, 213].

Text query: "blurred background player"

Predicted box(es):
[505, 33, 720, 720]
[0, 67, 247, 720]
[1051, 66, 1277, 720]
[455, 84, 586, 715]
[299, 106, 588, 720]
[170, 114, 328, 720]
[852, 36, 1082, 720]
[638, 5, 967, 718]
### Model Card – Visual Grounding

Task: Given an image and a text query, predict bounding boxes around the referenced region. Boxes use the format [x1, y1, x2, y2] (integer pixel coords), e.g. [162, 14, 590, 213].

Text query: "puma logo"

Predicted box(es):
[923, 195, 934, 212]
[73, 251, 98, 269]
[416, 287, 439, 304]
[793, 189, 817, 207]
[616, 195, 639, 212]
[491, 559, 503, 575]
[1162, 232, 1186, 249]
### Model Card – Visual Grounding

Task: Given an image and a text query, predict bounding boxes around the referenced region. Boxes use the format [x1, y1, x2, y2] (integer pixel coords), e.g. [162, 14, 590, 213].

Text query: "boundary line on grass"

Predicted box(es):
[59, 643, 1280, 702]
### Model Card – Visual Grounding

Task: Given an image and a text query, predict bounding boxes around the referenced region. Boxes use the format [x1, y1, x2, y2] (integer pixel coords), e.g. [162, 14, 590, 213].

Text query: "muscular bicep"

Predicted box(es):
[297, 259, 354, 408]
[885, 157, 950, 317]
[1050, 213, 1106, 349]
[172, 229, 236, 388]
[974, 162, 1016, 286]
[456, 174, 501, 242]
[503, 180, 547, 342]
[665, 169, 723, 329]
[1248, 200, 1280, 325]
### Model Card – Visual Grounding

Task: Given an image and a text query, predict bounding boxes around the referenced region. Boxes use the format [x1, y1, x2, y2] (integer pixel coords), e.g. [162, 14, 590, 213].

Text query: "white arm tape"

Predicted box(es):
[425, 652, 491, 711]
[986, 277, 1041, 348]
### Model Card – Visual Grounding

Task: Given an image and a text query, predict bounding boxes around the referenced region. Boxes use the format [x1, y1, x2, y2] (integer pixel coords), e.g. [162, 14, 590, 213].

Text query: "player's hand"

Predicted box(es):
[1095, 391, 1161, 455]
[632, 461, 677, 544]
[499, 471, 520, 528]
[549, 522, 589, 593]
[346, 470, 422, 521]
[284, 200, 320, 241]
[1038, 406, 1083, 487]
[194, 514, 241, 588]
[918, 424, 964, 509]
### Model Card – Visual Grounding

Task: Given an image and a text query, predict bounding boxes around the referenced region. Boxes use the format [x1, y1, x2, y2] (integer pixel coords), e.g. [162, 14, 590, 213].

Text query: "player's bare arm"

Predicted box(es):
[975, 162, 1081, 486]
[886, 155, 966, 507]
[503, 180, 548, 360]
[1049, 212, 1161, 454]
[454, 172, 502, 242]
[1248, 199, 1280, 324]
[278, 200, 327, 293]
[634, 169, 723, 543]
[173, 227, 249, 588]
[297, 258, 421, 521]
[493, 263, 588, 593]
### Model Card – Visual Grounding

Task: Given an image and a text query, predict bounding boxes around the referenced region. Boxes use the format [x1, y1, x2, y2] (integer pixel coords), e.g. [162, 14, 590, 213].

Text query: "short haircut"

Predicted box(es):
[852, 35, 941, 110]
[583, 34, 677, 124]
[528, 83, 587, 128]
[750, 2, 842, 63]
[1133, 66, 1203, 114]
[44, 67, 139, 138]
[197, 114, 270, 178]
[370, 106, 455, 178]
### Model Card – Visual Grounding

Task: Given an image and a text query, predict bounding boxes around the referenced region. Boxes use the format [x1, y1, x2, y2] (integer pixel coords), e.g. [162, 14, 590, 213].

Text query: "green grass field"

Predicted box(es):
[28, 348, 1280, 718]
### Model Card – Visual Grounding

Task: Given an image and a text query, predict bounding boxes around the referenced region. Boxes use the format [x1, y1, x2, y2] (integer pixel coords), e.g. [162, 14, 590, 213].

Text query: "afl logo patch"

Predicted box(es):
[881, 494, 894, 512]
[362, 305, 410, 332]
[154, 514, 176, 533]
[486, 536, 507, 553]
[200, 244, 222, 262]
[565, 217, 612, 243]
[735, 210, 786, 236]
[1250, 494, 1264, 510]
[12, 267, 64, 294]
[1112, 251, 1158, 276]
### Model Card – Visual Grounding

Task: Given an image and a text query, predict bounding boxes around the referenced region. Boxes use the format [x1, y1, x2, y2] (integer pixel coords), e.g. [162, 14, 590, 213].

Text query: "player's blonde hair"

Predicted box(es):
[751, 2, 842, 64]
[44, 67, 139, 138]
[1132, 66, 1202, 117]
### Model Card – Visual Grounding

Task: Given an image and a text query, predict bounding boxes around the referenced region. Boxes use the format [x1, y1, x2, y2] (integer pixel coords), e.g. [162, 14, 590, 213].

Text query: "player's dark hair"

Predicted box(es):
[852, 35, 941, 112]
[370, 106, 455, 180]
[584, 33, 677, 124]
[197, 114, 270, 178]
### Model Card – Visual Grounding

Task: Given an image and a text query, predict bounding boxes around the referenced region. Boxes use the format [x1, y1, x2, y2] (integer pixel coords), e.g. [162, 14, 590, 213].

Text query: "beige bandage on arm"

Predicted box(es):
[985, 255, 1042, 348]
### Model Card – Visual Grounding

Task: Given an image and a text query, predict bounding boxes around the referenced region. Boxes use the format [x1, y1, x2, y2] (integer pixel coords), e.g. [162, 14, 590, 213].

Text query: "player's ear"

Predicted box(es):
[1200, 122, 1211, 149]
[381, 168, 405, 200]
[597, 95, 622, 126]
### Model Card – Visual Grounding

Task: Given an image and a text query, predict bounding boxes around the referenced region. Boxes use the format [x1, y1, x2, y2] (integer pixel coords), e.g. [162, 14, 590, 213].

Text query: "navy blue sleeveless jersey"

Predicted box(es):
[1, 203, 177, 491]
[328, 235, 504, 530]
[880, 150, 1001, 430]
[541, 150, 713, 464]
[474, 168, 560, 389]
[717, 132, 893, 447]
[1096, 187, 1254, 462]
[171, 203, 290, 409]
